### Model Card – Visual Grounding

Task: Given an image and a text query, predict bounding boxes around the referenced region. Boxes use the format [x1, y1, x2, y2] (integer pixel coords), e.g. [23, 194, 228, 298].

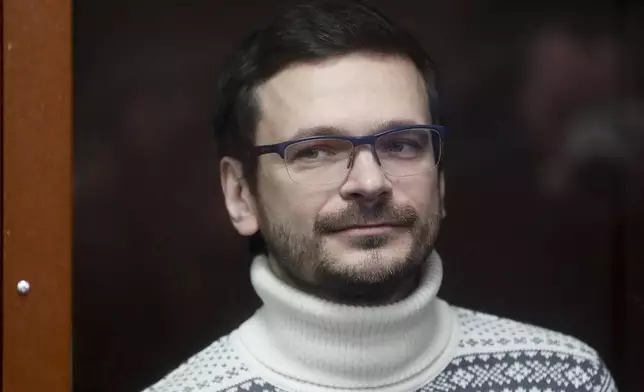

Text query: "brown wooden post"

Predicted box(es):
[2, 0, 73, 390]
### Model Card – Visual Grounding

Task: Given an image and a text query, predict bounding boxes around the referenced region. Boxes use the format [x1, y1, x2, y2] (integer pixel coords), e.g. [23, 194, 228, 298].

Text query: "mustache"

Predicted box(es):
[313, 202, 418, 234]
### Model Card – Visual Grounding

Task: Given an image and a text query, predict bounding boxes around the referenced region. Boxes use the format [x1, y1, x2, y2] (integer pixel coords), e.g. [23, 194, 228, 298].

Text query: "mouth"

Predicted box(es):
[329, 223, 407, 236]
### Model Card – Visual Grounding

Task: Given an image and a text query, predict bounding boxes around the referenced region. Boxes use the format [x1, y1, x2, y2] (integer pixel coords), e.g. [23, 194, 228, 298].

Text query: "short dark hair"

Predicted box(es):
[212, 0, 441, 190]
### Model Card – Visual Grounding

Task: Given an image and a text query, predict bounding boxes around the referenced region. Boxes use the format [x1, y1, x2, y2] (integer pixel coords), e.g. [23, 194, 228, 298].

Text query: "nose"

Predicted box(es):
[339, 147, 392, 204]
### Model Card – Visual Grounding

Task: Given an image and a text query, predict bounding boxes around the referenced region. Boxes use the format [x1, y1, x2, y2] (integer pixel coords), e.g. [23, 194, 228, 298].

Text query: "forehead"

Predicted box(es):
[255, 53, 429, 144]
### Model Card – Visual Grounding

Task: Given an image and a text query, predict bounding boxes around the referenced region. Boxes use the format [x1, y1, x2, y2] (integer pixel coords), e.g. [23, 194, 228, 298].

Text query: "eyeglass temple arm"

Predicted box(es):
[255, 144, 284, 158]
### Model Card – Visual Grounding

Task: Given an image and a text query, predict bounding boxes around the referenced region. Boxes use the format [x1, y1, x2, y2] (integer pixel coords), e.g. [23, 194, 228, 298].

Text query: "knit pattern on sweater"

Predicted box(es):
[144, 307, 616, 392]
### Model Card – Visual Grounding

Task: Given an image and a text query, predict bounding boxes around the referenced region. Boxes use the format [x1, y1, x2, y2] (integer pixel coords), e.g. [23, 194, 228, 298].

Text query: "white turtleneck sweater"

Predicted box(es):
[144, 253, 616, 392]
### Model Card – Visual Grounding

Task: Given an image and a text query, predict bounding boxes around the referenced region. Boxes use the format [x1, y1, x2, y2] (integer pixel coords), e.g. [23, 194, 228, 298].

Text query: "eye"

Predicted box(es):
[382, 140, 421, 155]
[292, 146, 335, 161]
[386, 141, 412, 152]
[286, 139, 352, 163]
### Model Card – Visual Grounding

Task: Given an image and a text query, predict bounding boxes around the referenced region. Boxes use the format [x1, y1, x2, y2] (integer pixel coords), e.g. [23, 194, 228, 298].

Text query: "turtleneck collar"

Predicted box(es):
[231, 251, 460, 392]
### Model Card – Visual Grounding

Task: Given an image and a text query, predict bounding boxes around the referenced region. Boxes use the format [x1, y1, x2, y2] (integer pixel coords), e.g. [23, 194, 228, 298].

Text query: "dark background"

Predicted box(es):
[73, 1, 644, 391]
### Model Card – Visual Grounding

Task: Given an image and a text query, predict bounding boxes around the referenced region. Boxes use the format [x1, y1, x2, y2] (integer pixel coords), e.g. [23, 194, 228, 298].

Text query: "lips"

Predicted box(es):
[330, 223, 407, 233]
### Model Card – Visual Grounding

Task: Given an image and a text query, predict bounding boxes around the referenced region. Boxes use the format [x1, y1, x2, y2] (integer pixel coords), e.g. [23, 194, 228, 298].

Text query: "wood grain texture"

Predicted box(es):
[2, 0, 72, 391]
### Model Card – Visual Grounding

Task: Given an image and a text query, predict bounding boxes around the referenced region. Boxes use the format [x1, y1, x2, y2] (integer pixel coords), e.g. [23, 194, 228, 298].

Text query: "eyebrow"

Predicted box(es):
[291, 119, 422, 140]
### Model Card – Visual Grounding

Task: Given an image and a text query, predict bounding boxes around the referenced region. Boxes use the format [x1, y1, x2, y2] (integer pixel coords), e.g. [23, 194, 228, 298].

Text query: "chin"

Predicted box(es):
[324, 245, 412, 284]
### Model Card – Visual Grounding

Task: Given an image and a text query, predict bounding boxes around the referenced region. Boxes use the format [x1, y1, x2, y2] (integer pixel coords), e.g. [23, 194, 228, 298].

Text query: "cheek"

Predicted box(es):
[394, 176, 441, 215]
[257, 172, 330, 226]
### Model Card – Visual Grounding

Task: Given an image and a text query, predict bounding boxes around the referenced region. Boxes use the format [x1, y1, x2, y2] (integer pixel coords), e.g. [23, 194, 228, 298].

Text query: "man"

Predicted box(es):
[144, 0, 616, 391]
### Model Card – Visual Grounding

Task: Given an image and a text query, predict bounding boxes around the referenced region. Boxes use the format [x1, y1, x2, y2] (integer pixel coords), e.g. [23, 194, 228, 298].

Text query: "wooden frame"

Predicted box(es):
[2, 0, 72, 390]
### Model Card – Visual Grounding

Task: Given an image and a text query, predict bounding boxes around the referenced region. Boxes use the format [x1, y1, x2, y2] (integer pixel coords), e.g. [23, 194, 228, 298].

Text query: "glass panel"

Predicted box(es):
[73, 1, 640, 392]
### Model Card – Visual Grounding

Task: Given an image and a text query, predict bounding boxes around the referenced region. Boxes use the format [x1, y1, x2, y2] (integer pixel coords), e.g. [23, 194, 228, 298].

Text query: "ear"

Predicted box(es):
[220, 157, 259, 236]
[439, 171, 446, 218]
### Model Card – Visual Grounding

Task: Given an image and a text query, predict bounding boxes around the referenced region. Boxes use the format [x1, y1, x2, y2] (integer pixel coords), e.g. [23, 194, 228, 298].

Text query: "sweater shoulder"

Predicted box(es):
[140, 334, 274, 392]
[418, 306, 617, 392]
[452, 306, 601, 359]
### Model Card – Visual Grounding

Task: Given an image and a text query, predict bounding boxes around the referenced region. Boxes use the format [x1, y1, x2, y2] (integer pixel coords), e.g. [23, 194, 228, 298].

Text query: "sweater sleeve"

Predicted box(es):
[592, 359, 618, 392]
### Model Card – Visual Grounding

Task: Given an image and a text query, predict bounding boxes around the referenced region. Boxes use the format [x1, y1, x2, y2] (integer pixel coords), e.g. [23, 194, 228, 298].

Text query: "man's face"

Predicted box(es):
[223, 53, 444, 295]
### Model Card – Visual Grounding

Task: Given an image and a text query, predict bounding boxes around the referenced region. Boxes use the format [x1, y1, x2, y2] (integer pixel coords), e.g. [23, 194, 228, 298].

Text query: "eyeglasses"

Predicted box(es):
[255, 125, 444, 185]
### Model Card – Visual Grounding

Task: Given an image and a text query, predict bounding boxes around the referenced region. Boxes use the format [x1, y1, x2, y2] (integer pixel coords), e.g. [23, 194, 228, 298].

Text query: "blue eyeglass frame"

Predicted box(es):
[254, 124, 446, 160]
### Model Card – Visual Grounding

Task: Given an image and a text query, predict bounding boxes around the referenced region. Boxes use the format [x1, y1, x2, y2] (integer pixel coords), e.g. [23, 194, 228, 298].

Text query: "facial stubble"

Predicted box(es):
[257, 200, 441, 304]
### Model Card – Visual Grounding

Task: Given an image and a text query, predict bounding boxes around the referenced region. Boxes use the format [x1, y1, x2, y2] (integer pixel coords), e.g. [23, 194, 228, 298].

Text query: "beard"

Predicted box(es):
[257, 200, 441, 304]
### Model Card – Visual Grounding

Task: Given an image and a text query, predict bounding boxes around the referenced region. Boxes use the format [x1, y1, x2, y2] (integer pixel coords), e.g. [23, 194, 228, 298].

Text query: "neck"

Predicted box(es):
[267, 256, 424, 306]
[231, 251, 459, 391]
